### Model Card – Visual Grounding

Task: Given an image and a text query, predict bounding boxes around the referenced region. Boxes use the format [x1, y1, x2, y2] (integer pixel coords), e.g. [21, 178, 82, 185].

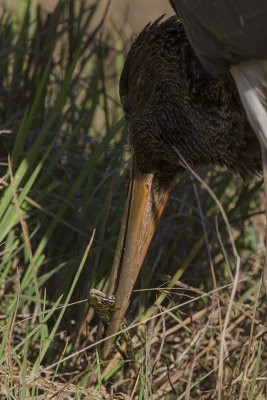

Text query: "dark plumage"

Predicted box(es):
[101, 16, 263, 358]
[170, 0, 267, 152]
[170, 0, 267, 75]
[120, 16, 261, 184]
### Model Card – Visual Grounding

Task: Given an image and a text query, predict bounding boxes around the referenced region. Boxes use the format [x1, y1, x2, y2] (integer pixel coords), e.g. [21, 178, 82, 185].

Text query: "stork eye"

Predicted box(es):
[121, 95, 131, 116]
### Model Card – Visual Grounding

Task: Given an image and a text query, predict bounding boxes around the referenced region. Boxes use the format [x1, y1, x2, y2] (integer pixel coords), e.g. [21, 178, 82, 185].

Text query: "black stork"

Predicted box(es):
[102, 2, 267, 358]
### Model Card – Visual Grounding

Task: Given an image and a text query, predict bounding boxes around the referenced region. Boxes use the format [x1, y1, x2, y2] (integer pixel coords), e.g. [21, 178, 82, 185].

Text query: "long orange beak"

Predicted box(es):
[102, 157, 171, 358]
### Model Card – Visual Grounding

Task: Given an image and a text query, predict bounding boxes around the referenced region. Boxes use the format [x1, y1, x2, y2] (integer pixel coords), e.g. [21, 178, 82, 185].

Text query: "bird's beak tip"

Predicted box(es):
[102, 164, 171, 358]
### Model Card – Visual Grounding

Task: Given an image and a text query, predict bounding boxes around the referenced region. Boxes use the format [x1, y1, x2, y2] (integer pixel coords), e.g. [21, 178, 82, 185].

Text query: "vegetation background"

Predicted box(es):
[0, 0, 266, 398]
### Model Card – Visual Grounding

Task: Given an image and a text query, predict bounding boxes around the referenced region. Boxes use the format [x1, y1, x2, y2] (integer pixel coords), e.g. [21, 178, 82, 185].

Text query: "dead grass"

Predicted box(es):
[0, 1, 266, 399]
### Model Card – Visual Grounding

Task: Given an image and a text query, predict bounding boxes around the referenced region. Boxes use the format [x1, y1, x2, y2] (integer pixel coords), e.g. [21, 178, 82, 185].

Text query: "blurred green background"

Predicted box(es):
[0, 1, 266, 398]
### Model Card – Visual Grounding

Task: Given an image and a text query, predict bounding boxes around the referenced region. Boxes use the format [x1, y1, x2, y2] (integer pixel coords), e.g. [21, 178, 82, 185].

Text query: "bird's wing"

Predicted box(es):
[231, 61, 267, 148]
[169, 0, 267, 76]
